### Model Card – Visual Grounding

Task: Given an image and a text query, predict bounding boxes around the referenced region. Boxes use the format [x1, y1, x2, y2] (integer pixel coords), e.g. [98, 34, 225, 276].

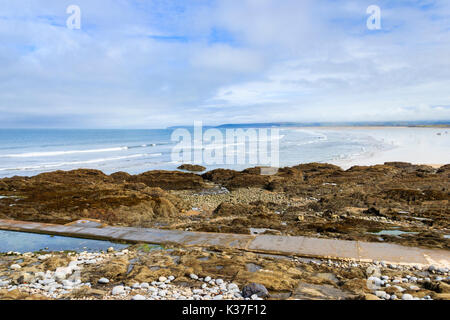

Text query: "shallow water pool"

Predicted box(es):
[0, 230, 129, 253]
[369, 229, 419, 237]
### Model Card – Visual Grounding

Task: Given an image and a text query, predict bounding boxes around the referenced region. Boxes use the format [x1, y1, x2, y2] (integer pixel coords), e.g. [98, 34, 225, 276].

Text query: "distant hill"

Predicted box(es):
[215, 121, 450, 128]
[167, 121, 450, 130]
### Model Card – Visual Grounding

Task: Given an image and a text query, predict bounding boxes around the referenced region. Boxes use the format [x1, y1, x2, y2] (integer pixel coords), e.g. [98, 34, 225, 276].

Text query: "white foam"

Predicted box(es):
[1, 146, 129, 158]
[0, 154, 159, 172]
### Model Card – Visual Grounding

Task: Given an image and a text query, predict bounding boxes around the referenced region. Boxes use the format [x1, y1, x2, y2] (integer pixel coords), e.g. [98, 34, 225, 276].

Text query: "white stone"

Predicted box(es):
[10, 264, 21, 270]
[204, 276, 211, 282]
[98, 278, 110, 284]
[158, 276, 167, 282]
[228, 283, 239, 291]
[132, 294, 146, 300]
[159, 290, 167, 297]
[190, 274, 198, 280]
[402, 294, 414, 300]
[393, 285, 405, 292]
[112, 285, 125, 295]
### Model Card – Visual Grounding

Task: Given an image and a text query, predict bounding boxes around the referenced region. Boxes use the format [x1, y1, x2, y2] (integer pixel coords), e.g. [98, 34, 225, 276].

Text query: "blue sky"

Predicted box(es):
[0, 0, 450, 128]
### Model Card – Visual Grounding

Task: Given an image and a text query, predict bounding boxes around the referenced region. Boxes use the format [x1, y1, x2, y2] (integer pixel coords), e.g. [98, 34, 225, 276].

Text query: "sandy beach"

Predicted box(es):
[285, 126, 450, 170]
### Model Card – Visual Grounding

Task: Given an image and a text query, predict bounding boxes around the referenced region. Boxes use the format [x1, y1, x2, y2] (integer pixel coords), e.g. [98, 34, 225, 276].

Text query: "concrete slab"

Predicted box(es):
[248, 235, 359, 260]
[357, 242, 429, 265]
[248, 235, 305, 254]
[0, 219, 449, 267]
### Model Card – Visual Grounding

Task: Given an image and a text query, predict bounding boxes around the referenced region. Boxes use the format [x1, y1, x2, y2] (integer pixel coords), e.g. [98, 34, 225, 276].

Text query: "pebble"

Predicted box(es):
[112, 285, 126, 295]
[158, 276, 167, 282]
[10, 264, 21, 270]
[131, 294, 146, 300]
[159, 290, 167, 297]
[402, 294, 414, 300]
[98, 278, 110, 284]
[228, 283, 239, 291]
[190, 274, 199, 280]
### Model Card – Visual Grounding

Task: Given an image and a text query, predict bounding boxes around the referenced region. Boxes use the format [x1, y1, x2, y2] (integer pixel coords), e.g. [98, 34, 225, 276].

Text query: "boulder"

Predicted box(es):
[242, 283, 269, 298]
[177, 164, 206, 172]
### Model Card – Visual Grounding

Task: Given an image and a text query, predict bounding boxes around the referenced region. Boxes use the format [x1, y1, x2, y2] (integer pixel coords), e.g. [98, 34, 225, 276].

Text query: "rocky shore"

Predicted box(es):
[1, 244, 449, 300]
[0, 162, 448, 249]
[0, 162, 449, 300]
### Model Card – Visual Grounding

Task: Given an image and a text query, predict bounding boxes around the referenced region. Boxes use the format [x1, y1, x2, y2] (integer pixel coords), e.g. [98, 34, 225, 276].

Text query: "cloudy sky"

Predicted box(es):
[1, 0, 450, 128]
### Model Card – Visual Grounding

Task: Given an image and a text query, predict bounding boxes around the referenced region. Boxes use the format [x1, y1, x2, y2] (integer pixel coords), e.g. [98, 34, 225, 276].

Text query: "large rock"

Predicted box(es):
[242, 283, 270, 298]
[213, 203, 272, 217]
[134, 170, 206, 190]
[202, 167, 272, 190]
[177, 164, 206, 172]
[0, 169, 188, 225]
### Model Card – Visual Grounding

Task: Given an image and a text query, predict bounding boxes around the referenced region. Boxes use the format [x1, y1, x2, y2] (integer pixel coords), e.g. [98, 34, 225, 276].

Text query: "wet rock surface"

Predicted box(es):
[0, 162, 449, 250]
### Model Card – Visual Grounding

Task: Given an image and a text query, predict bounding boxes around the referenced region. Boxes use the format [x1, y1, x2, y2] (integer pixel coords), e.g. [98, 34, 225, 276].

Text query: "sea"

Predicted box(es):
[0, 126, 449, 178]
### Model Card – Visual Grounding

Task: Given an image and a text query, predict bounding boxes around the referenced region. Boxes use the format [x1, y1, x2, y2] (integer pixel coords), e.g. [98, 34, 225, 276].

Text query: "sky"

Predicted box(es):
[1, 0, 450, 128]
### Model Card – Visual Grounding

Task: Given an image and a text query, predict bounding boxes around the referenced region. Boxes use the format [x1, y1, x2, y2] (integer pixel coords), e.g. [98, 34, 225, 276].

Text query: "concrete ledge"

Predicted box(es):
[0, 219, 449, 267]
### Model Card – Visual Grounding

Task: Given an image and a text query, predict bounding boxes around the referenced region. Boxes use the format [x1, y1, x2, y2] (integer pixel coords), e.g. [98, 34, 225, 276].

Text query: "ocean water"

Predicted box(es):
[0, 127, 448, 178]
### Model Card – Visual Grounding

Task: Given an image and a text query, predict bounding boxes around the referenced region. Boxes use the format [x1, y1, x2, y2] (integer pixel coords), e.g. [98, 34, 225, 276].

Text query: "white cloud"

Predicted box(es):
[0, 0, 449, 128]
